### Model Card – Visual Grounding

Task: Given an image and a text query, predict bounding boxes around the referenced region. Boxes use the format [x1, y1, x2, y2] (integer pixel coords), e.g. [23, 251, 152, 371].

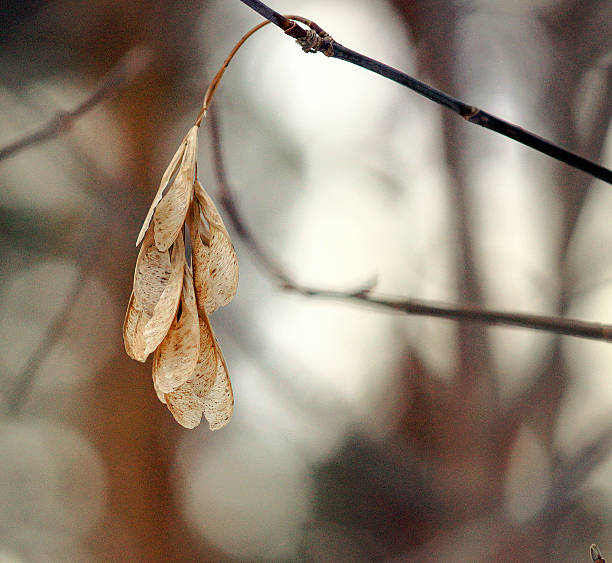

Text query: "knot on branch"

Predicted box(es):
[296, 29, 334, 56]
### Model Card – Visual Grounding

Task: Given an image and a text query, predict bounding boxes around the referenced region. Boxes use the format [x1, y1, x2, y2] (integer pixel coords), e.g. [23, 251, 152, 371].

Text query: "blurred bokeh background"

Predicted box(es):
[1, 0, 612, 560]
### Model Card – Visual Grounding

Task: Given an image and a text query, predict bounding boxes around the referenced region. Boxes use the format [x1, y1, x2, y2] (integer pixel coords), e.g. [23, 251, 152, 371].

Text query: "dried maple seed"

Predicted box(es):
[153, 126, 199, 251]
[124, 125, 238, 430]
[153, 265, 200, 393]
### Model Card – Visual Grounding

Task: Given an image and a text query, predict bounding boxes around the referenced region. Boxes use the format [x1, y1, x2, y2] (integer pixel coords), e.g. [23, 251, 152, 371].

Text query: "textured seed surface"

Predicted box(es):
[153, 265, 200, 393]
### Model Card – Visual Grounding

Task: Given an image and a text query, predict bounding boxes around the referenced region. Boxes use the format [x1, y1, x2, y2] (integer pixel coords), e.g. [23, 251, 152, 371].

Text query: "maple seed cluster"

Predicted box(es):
[123, 125, 238, 430]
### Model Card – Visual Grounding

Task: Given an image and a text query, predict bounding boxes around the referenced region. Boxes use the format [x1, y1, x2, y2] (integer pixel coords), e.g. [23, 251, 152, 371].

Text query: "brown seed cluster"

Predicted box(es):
[123, 126, 238, 430]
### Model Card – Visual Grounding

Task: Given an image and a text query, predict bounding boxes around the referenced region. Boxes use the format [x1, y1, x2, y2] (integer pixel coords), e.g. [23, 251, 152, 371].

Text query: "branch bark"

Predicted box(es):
[237, 0, 612, 185]
[208, 109, 612, 345]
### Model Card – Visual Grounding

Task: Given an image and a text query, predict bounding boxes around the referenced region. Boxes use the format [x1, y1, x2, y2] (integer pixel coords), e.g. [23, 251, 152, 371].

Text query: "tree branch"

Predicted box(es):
[288, 287, 612, 342]
[209, 109, 612, 344]
[0, 44, 151, 162]
[234, 0, 304, 36]
[237, 0, 612, 185]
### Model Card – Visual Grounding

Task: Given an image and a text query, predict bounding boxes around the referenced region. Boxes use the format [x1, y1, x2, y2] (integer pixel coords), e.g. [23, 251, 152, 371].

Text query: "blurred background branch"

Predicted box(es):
[1, 1, 612, 561]
[0, 45, 152, 162]
[210, 108, 612, 344]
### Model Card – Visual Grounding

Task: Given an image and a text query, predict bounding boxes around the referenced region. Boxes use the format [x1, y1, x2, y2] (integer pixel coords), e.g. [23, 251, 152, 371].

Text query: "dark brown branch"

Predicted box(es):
[0, 45, 151, 162]
[236, 0, 307, 37]
[237, 0, 612, 185]
[209, 109, 612, 344]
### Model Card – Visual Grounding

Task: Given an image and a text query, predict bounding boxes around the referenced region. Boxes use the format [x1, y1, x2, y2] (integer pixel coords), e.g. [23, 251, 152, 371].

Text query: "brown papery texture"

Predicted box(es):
[195, 181, 239, 313]
[153, 126, 198, 251]
[188, 309, 219, 399]
[124, 228, 174, 361]
[140, 230, 185, 359]
[164, 381, 204, 429]
[135, 132, 189, 247]
[189, 198, 212, 317]
[163, 311, 219, 428]
[152, 265, 200, 393]
[201, 343, 234, 430]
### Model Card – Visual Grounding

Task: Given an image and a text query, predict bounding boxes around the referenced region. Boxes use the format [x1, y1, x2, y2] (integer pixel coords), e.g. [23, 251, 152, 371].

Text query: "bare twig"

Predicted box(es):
[283, 286, 612, 342]
[209, 110, 612, 344]
[0, 44, 152, 162]
[237, 0, 612, 185]
[235, 0, 306, 37]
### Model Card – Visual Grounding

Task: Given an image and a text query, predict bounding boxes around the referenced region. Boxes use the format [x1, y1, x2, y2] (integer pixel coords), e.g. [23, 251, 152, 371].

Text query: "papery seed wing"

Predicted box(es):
[165, 383, 203, 429]
[153, 373, 167, 404]
[123, 291, 147, 362]
[194, 181, 239, 313]
[201, 342, 234, 431]
[164, 304, 216, 430]
[164, 317, 231, 430]
[204, 225, 239, 313]
[152, 265, 200, 393]
[188, 201, 211, 316]
[127, 228, 174, 362]
[195, 180, 225, 227]
[136, 132, 190, 247]
[133, 227, 172, 312]
[141, 231, 185, 358]
[187, 310, 219, 399]
[153, 126, 198, 251]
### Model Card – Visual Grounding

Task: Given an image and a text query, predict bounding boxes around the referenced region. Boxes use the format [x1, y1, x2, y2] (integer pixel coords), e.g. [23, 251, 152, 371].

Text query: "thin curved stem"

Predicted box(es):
[195, 14, 310, 126]
[195, 19, 271, 126]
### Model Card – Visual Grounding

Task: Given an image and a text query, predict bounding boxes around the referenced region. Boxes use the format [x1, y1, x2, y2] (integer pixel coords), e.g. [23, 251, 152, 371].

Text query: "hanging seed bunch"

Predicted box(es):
[123, 16, 316, 429]
[123, 125, 238, 430]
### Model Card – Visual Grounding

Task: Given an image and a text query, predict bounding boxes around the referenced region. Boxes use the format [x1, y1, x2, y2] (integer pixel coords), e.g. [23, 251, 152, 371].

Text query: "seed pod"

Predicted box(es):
[201, 342, 234, 430]
[135, 129, 192, 247]
[124, 228, 185, 361]
[165, 382, 204, 429]
[164, 309, 218, 427]
[152, 265, 200, 394]
[153, 126, 198, 251]
[194, 181, 239, 313]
